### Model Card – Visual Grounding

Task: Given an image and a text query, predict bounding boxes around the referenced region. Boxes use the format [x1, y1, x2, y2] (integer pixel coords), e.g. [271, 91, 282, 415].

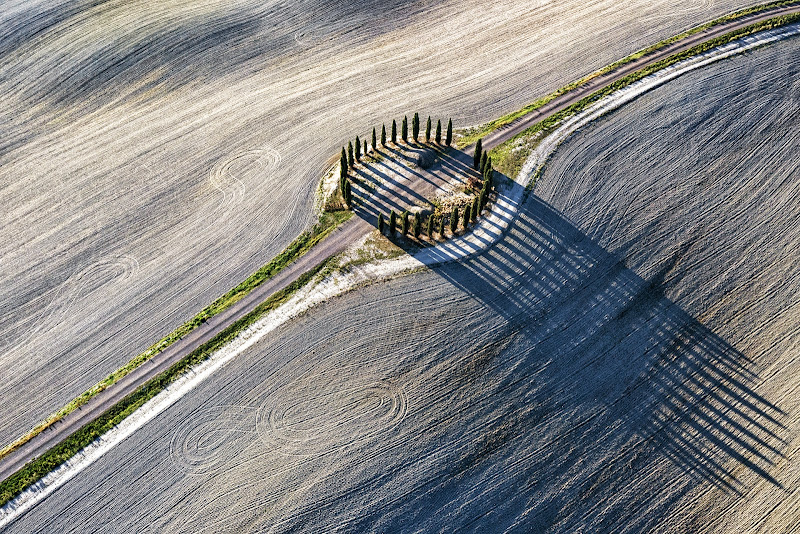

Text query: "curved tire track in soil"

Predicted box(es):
[0, 0, 765, 446]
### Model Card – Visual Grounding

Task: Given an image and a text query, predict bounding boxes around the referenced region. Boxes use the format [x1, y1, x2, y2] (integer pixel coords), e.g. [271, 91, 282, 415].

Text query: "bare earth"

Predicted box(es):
[5, 33, 799, 533]
[0, 0, 759, 447]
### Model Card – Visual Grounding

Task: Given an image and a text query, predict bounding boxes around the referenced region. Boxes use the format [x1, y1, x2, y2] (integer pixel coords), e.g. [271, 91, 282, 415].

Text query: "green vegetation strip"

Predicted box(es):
[457, 0, 800, 148]
[2, 3, 798, 509]
[0, 210, 351, 464]
[488, 12, 800, 181]
[0, 257, 332, 506]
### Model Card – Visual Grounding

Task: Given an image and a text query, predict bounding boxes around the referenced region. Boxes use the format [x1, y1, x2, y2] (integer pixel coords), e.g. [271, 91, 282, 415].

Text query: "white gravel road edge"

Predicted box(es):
[2, 21, 798, 527]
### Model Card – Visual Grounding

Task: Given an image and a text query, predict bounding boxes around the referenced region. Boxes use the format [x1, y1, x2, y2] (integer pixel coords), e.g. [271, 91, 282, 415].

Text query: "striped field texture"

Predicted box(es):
[4, 32, 798, 533]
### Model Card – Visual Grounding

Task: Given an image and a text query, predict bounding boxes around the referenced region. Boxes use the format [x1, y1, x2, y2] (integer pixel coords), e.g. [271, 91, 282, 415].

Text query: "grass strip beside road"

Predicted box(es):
[2, 2, 798, 510]
[0, 258, 333, 506]
[488, 12, 800, 181]
[0, 210, 352, 465]
[457, 0, 800, 148]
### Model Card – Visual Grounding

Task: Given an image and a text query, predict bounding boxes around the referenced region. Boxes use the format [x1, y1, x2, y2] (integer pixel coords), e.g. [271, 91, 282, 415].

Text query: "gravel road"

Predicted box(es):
[0, 0, 760, 447]
[5, 34, 798, 533]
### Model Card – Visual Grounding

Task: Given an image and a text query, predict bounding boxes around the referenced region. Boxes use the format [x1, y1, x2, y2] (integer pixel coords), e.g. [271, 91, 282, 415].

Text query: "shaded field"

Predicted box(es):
[0, 0, 757, 446]
[6, 36, 800, 532]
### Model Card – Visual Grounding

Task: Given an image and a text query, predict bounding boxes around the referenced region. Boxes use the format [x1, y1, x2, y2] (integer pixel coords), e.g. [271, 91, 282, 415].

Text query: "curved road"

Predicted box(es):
[1, 1, 798, 488]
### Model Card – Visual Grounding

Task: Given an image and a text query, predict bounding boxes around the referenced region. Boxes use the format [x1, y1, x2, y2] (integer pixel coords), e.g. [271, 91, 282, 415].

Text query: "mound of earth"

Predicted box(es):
[411, 149, 437, 169]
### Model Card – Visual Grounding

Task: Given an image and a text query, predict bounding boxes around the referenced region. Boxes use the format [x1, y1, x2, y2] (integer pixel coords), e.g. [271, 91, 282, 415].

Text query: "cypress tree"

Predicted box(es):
[392, 120, 397, 144]
[341, 147, 348, 174]
[378, 213, 385, 234]
[425, 116, 432, 143]
[435, 119, 442, 144]
[473, 138, 483, 169]
[344, 181, 352, 208]
[412, 113, 419, 141]
[401, 210, 410, 235]
[348, 142, 354, 167]
[340, 154, 348, 181]
[355, 136, 361, 162]
[439, 216, 446, 238]
[402, 116, 408, 143]
[427, 215, 434, 239]
[480, 187, 488, 210]
[483, 156, 492, 178]
[472, 196, 480, 221]
[413, 214, 421, 238]
[363, 139, 367, 157]
[463, 204, 471, 228]
[389, 211, 397, 236]
[381, 124, 387, 147]
[339, 166, 347, 197]
[372, 128, 377, 152]
[446, 119, 453, 146]
[480, 151, 488, 173]
[450, 206, 459, 233]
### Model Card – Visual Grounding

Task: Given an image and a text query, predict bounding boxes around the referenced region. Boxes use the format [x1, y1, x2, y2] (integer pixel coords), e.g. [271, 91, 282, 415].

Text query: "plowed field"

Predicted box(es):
[6, 32, 798, 533]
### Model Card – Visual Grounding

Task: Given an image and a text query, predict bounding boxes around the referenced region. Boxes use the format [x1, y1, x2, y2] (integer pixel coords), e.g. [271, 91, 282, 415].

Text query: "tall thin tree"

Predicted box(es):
[413, 214, 421, 238]
[402, 116, 408, 143]
[389, 211, 397, 236]
[480, 151, 488, 173]
[344, 181, 352, 208]
[427, 215, 434, 239]
[435, 119, 442, 144]
[425, 116, 432, 143]
[439, 216, 446, 238]
[378, 213, 385, 234]
[363, 139, 367, 158]
[392, 120, 397, 144]
[355, 136, 361, 162]
[473, 138, 483, 169]
[446, 119, 453, 146]
[412, 112, 419, 142]
[472, 196, 480, 221]
[463, 204, 471, 228]
[348, 141, 354, 167]
[372, 128, 377, 152]
[401, 210, 410, 235]
[381, 124, 387, 147]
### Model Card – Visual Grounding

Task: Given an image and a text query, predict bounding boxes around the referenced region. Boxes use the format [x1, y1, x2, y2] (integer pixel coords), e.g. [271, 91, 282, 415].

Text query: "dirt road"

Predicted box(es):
[2, 3, 798, 488]
[478, 3, 800, 153]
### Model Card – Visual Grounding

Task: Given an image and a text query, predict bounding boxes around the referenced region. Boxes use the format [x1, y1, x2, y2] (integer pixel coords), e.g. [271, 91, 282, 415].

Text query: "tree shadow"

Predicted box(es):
[349, 145, 482, 229]
[395, 179, 787, 494]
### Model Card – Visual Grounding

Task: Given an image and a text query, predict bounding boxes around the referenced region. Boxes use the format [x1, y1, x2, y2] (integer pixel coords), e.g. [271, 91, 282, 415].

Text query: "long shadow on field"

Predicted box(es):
[350, 145, 479, 227]
[399, 184, 786, 497]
